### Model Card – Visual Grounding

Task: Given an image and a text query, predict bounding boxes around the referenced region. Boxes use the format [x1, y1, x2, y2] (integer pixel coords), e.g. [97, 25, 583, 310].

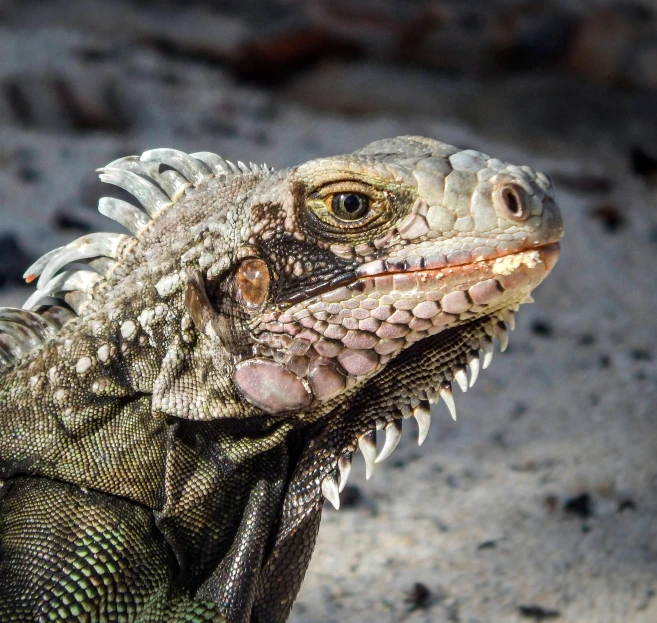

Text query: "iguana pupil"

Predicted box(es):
[331, 192, 369, 220]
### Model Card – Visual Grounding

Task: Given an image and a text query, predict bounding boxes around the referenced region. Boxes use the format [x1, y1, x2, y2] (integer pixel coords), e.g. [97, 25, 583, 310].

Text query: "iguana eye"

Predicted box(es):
[303, 180, 393, 240]
[330, 193, 369, 221]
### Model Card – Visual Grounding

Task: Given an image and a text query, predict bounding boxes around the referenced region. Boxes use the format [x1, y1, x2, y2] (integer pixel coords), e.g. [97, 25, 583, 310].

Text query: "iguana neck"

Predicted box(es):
[0, 296, 306, 620]
[0, 296, 165, 498]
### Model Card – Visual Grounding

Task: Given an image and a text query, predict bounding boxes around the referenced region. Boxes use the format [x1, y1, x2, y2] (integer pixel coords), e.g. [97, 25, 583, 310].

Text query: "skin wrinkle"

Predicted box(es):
[0, 136, 562, 622]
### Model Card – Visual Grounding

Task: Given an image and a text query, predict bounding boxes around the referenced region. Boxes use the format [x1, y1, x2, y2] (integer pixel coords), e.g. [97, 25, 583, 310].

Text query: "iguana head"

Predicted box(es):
[11, 137, 561, 503]
[226, 137, 561, 418]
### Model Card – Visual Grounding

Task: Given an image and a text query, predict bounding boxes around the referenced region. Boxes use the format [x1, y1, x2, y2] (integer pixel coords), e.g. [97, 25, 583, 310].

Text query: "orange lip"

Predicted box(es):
[282, 242, 561, 307]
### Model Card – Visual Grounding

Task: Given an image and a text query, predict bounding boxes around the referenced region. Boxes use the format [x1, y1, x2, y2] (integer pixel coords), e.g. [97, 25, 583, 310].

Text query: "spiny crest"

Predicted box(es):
[0, 148, 273, 373]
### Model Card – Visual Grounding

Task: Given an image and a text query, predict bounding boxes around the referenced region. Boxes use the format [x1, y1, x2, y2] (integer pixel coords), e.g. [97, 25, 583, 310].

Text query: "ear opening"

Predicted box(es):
[184, 270, 241, 355]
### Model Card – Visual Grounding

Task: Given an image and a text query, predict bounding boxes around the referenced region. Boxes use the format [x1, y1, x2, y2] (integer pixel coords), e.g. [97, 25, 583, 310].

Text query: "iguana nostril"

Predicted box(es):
[494, 184, 527, 221]
[503, 188, 521, 215]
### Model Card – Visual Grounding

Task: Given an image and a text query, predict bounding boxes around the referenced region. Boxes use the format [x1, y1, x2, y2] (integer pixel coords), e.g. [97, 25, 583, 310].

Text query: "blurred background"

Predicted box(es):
[0, 1, 656, 621]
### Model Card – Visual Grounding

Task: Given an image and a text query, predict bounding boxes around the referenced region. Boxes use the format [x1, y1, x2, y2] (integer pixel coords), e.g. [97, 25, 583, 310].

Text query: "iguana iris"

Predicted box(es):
[0, 136, 562, 622]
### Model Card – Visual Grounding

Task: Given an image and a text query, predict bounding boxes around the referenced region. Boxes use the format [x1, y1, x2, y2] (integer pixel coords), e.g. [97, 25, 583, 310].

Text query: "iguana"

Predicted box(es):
[0, 136, 562, 622]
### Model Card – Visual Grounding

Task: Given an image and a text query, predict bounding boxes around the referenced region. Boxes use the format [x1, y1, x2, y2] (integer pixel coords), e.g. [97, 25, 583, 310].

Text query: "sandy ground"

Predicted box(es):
[0, 3, 656, 622]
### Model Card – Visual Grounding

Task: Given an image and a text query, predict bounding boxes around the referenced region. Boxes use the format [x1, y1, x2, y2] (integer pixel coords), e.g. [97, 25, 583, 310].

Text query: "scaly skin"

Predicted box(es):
[0, 136, 562, 622]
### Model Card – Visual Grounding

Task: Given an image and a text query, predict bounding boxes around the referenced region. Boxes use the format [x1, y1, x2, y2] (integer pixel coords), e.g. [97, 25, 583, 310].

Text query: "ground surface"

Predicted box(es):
[0, 2, 655, 622]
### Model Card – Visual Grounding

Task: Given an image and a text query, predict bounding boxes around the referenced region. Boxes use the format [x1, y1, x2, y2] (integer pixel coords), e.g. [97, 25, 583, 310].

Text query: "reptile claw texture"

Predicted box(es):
[0, 136, 562, 622]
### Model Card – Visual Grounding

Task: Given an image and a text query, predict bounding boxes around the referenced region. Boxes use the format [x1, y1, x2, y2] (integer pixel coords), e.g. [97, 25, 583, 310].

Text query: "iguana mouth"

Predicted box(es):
[247, 243, 562, 511]
[281, 241, 560, 306]
[240, 242, 560, 420]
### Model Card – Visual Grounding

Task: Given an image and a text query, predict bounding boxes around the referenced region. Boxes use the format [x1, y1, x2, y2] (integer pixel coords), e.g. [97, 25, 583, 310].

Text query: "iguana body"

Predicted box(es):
[0, 137, 562, 622]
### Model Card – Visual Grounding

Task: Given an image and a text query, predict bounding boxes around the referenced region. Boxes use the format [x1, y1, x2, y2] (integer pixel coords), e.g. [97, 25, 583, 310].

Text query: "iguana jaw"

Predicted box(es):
[238, 242, 559, 417]
[265, 241, 560, 514]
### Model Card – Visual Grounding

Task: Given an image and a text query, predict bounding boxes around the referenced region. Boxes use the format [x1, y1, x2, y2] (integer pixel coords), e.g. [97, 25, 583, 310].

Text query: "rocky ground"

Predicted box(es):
[0, 1, 656, 622]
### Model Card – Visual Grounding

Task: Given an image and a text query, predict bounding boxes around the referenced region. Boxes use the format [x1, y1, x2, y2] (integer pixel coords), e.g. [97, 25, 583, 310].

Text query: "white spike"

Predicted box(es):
[467, 351, 480, 387]
[99, 168, 172, 217]
[496, 321, 509, 352]
[23, 290, 55, 311]
[237, 160, 250, 173]
[22, 290, 55, 312]
[481, 335, 494, 369]
[153, 169, 192, 201]
[321, 474, 341, 510]
[453, 366, 468, 393]
[375, 420, 402, 463]
[98, 197, 150, 234]
[51, 270, 101, 295]
[23, 270, 101, 311]
[413, 402, 431, 446]
[23, 247, 62, 283]
[36, 233, 129, 289]
[502, 309, 516, 331]
[104, 155, 142, 171]
[23, 272, 73, 310]
[338, 453, 352, 493]
[358, 430, 377, 480]
[140, 148, 212, 186]
[190, 151, 228, 175]
[226, 160, 241, 175]
[440, 382, 457, 421]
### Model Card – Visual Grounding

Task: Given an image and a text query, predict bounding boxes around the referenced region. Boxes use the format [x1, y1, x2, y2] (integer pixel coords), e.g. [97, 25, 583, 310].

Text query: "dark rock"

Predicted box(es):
[404, 582, 433, 611]
[477, 540, 497, 550]
[617, 498, 637, 512]
[563, 493, 594, 519]
[530, 319, 553, 337]
[630, 146, 657, 180]
[518, 604, 561, 619]
[589, 203, 626, 233]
